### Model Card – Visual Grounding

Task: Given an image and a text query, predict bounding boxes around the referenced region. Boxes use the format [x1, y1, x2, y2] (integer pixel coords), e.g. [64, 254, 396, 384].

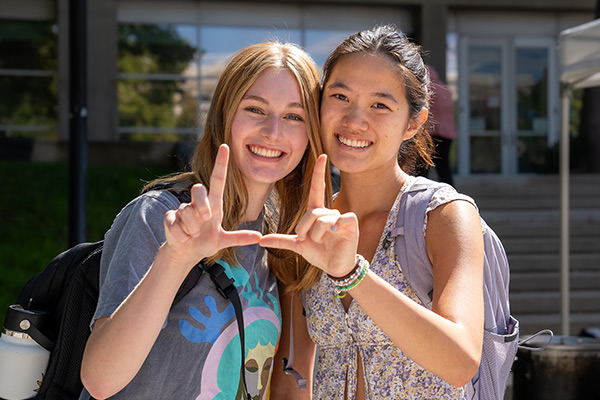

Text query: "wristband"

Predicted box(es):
[329, 254, 369, 298]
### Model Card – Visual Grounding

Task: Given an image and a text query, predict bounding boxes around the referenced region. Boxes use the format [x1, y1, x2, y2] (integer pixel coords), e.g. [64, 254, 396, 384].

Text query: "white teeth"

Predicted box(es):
[249, 145, 282, 158]
[337, 135, 371, 148]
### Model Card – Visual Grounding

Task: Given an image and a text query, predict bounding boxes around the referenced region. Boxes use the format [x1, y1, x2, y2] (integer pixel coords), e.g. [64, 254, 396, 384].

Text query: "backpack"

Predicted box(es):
[10, 185, 253, 400]
[388, 177, 519, 400]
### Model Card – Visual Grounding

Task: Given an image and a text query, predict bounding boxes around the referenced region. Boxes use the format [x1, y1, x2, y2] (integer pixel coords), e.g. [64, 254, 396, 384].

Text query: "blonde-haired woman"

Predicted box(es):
[80, 41, 331, 400]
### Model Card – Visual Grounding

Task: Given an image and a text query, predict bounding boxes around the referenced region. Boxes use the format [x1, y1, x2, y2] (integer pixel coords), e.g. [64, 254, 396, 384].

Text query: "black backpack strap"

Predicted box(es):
[171, 263, 203, 308]
[147, 181, 250, 398]
[203, 263, 251, 400]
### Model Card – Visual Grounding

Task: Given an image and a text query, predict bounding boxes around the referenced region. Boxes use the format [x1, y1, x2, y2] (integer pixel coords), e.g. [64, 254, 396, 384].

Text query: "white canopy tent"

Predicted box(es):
[558, 18, 600, 335]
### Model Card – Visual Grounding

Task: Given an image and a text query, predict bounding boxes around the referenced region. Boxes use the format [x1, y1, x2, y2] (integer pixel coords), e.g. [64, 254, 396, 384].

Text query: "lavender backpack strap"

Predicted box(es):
[282, 292, 308, 390]
[388, 177, 438, 308]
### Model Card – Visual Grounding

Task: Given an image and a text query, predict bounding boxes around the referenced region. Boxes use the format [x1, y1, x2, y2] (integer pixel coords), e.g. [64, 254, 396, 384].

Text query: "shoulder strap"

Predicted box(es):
[148, 181, 199, 309]
[171, 264, 203, 308]
[282, 293, 308, 390]
[146, 181, 251, 398]
[203, 263, 252, 400]
[390, 177, 441, 307]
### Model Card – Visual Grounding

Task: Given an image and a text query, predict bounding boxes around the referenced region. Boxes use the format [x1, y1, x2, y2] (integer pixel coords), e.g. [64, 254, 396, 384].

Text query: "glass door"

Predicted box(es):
[459, 38, 508, 174]
[458, 36, 557, 175]
[514, 38, 557, 174]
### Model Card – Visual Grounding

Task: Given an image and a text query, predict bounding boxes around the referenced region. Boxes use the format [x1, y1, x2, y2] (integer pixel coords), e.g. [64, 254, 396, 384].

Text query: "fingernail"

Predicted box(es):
[331, 225, 337, 232]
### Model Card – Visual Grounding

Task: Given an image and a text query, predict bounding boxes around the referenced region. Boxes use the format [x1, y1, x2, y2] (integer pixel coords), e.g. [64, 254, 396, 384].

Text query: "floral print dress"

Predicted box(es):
[302, 177, 468, 399]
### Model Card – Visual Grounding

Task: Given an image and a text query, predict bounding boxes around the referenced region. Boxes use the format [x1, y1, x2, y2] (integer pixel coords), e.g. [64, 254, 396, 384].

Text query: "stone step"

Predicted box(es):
[510, 271, 600, 292]
[473, 197, 599, 210]
[490, 223, 600, 239]
[500, 236, 600, 254]
[511, 290, 600, 314]
[515, 312, 600, 336]
[507, 253, 600, 272]
[455, 174, 600, 197]
[455, 175, 600, 211]
[481, 209, 600, 231]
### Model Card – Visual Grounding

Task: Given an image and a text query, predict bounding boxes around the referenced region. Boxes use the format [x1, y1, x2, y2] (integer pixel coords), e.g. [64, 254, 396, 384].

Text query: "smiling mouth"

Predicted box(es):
[248, 145, 283, 158]
[336, 134, 372, 149]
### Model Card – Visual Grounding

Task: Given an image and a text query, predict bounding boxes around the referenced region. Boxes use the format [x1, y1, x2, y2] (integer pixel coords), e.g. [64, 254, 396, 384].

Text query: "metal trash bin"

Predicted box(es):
[513, 335, 600, 399]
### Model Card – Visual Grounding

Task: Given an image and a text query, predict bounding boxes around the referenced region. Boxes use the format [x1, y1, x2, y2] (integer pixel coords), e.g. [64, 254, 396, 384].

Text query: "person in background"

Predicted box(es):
[424, 64, 457, 186]
[79, 41, 330, 400]
[264, 25, 485, 399]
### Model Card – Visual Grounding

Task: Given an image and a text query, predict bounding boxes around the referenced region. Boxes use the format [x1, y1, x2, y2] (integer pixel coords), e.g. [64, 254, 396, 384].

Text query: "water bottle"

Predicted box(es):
[0, 304, 53, 399]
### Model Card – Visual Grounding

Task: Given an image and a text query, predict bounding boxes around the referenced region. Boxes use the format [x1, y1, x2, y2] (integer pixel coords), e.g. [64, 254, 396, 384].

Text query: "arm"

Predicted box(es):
[81, 145, 262, 399]
[347, 200, 484, 387]
[260, 156, 484, 387]
[270, 290, 315, 399]
[81, 246, 191, 399]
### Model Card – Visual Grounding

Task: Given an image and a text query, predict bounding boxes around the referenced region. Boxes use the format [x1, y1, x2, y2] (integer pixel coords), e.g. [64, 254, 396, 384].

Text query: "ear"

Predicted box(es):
[404, 108, 428, 141]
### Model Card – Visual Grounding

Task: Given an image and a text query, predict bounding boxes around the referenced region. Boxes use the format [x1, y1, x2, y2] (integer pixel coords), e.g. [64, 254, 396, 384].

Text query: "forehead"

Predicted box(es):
[327, 52, 406, 99]
[245, 68, 302, 97]
[242, 67, 303, 108]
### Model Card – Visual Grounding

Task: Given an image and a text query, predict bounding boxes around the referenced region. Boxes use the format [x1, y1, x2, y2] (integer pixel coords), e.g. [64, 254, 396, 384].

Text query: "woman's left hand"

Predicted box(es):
[259, 155, 359, 277]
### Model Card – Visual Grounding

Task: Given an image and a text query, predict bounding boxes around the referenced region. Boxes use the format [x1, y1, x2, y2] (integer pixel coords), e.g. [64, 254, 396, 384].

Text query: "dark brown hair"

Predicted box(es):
[322, 24, 435, 174]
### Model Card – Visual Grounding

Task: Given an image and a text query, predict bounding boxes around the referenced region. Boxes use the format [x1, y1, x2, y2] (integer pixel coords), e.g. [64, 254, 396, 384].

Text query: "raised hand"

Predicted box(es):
[163, 144, 262, 270]
[259, 154, 359, 277]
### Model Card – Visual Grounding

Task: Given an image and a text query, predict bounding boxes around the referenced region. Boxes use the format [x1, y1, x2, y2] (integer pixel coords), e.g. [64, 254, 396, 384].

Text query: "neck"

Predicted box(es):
[335, 164, 408, 217]
[242, 182, 274, 223]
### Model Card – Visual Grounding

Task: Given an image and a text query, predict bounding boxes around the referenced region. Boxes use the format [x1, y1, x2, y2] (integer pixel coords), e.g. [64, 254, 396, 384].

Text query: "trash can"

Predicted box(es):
[512, 335, 600, 399]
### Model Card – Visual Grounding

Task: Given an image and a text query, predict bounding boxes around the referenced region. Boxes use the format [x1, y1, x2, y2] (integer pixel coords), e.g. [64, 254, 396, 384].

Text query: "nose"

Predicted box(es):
[341, 105, 368, 132]
[261, 114, 283, 141]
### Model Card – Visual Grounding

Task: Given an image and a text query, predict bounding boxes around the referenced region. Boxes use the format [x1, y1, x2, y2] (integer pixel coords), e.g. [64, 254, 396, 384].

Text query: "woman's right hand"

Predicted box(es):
[162, 144, 262, 270]
[260, 154, 359, 278]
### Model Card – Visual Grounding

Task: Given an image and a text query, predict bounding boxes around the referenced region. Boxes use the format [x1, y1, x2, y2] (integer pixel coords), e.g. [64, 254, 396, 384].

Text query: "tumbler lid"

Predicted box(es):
[4, 304, 48, 333]
[3, 304, 54, 350]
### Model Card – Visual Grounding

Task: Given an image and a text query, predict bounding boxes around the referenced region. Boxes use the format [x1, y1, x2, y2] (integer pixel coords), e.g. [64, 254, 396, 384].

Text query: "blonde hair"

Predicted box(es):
[145, 42, 331, 291]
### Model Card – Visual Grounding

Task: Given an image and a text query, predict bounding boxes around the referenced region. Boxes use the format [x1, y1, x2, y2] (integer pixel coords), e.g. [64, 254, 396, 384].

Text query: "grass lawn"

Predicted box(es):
[0, 160, 175, 326]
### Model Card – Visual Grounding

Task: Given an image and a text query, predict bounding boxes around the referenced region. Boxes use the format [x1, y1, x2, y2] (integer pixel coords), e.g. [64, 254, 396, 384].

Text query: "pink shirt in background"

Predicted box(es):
[427, 66, 457, 140]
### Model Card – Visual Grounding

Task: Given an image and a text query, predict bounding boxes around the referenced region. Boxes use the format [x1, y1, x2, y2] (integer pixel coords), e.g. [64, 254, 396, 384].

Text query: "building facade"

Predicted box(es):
[0, 0, 595, 175]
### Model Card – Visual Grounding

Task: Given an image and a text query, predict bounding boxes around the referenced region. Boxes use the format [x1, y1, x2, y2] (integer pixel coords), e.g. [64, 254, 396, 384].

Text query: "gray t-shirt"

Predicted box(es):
[79, 189, 281, 400]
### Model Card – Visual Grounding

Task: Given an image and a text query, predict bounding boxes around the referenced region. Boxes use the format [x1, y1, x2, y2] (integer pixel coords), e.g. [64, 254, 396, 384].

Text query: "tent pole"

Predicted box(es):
[560, 85, 571, 336]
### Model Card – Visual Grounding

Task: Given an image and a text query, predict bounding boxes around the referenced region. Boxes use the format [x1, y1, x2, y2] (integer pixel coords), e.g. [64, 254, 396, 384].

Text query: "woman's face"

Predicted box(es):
[230, 67, 309, 192]
[320, 52, 422, 175]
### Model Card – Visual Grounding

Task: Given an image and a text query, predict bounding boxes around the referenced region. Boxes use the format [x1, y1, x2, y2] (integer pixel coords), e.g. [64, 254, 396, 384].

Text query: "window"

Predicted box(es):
[116, 2, 412, 140]
[0, 20, 57, 138]
[117, 23, 199, 140]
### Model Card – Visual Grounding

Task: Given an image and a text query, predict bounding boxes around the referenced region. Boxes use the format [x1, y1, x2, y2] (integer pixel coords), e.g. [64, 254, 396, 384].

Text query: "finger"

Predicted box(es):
[164, 210, 192, 243]
[190, 183, 211, 221]
[308, 214, 340, 244]
[259, 234, 302, 253]
[295, 208, 339, 240]
[220, 230, 263, 248]
[176, 203, 206, 237]
[208, 144, 229, 206]
[307, 154, 328, 210]
[331, 212, 360, 237]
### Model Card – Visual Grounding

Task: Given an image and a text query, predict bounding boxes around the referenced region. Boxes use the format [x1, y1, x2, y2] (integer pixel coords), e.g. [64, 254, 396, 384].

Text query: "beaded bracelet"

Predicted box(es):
[329, 255, 370, 299]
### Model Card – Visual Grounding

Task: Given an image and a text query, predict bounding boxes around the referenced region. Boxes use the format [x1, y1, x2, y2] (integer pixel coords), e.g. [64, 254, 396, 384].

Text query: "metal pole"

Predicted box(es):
[560, 85, 571, 336]
[68, 0, 88, 246]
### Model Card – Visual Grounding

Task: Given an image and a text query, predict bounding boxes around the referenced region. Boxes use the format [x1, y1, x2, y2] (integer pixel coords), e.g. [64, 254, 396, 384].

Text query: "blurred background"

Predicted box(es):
[1, 0, 599, 345]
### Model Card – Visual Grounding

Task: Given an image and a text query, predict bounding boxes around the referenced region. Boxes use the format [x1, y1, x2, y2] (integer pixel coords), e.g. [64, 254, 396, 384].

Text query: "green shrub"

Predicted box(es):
[0, 160, 174, 326]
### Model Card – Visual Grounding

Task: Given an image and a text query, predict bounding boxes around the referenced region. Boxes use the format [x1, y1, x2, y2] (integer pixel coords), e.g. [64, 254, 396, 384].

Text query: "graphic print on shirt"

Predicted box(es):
[178, 260, 281, 400]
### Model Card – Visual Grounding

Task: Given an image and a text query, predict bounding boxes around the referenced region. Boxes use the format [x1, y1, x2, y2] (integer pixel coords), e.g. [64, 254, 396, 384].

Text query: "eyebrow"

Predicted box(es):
[242, 94, 304, 109]
[326, 81, 399, 104]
